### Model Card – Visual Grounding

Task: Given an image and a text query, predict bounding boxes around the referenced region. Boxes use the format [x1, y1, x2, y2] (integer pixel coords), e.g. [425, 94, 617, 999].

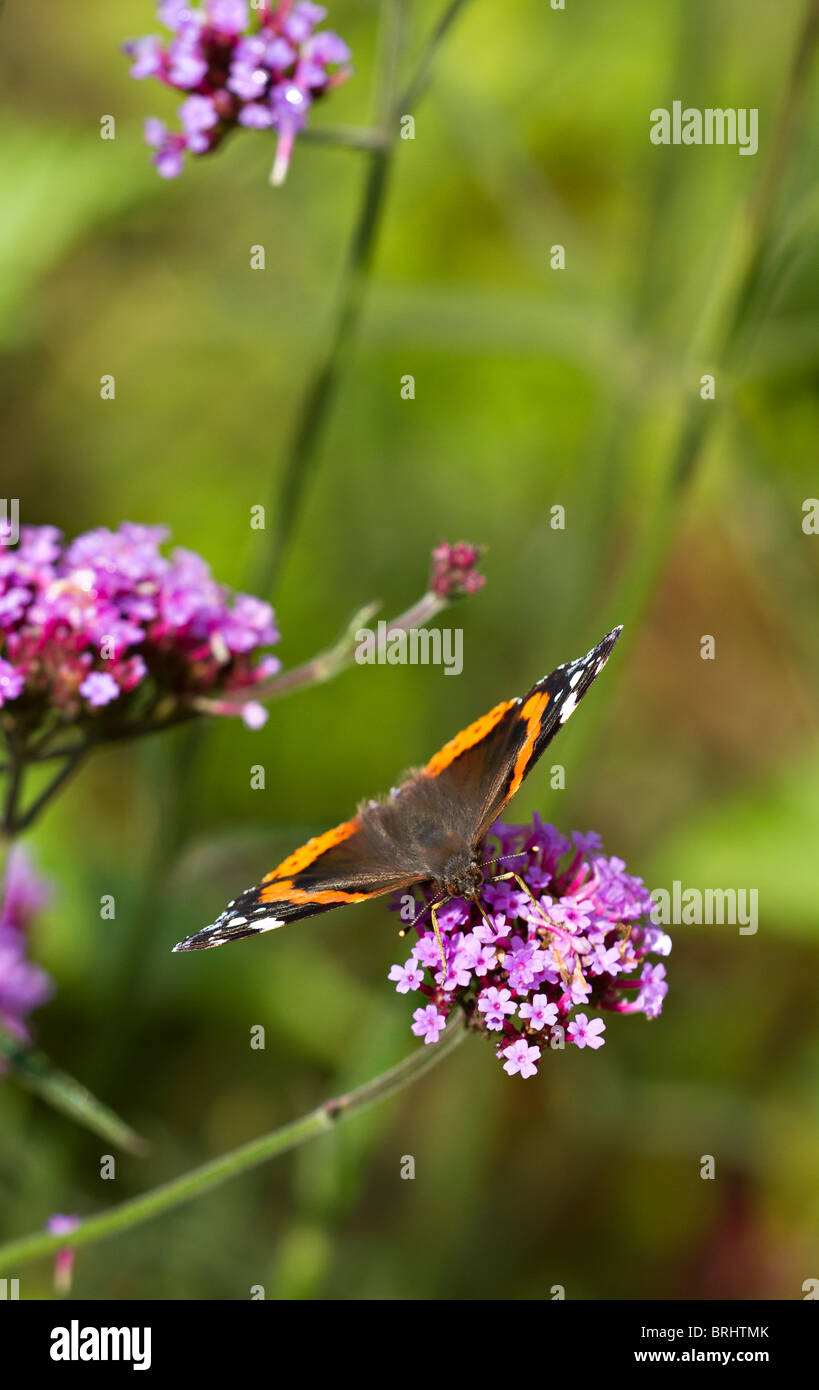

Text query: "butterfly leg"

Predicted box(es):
[490, 872, 575, 952]
[429, 902, 448, 980]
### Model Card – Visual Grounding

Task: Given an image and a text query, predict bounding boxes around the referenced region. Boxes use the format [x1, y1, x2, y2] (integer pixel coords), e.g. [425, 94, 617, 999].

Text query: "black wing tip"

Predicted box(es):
[172, 927, 223, 952]
[172, 907, 287, 953]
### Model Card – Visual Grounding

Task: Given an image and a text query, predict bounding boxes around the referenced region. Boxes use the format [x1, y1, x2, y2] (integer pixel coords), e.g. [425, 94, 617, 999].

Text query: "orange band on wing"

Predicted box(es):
[259, 881, 371, 906]
[424, 699, 517, 777]
[505, 691, 550, 799]
[261, 817, 360, 885]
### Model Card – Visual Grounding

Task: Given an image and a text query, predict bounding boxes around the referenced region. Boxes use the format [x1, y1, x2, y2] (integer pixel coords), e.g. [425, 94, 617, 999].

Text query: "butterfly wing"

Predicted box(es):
[416, 625, 623, 844]
[173, 815, 423, 951]
[174, 626, 622, 953]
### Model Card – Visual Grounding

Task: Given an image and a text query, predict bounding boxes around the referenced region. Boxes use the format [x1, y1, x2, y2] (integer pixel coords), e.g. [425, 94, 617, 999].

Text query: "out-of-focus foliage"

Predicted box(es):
[0, 0, 817, 1299]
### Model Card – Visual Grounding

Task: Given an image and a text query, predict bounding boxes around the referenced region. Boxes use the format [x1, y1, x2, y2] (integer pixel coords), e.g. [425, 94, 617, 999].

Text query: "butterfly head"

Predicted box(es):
[439, 851, 484, 902]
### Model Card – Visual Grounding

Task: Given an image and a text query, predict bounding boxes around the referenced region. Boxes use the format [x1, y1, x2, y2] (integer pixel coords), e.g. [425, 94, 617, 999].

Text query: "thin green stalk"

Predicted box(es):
[6, 750, 87, 835]
[0, 1015, 467, 1273]
[255, 0, 476, 596]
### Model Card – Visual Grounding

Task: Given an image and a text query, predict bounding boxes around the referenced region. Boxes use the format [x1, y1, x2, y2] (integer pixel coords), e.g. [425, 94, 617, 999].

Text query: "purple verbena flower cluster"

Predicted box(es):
[0, 522, 280, 730]
[124, 1, 353, 184]
[0, 847, 54, 1053]
[429, 542, 486, 599]
[388, 817, 670, 1078]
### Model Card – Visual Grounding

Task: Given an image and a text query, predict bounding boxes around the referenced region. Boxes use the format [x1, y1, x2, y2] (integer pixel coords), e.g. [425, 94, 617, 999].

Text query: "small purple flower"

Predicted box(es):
[567, 1014, 606, 1050]
[240, 701, 268, 731]
[124, 36, 165, 79]
[167, 32, 208, 88]
[411, 1004, 447, 1045]
[238, 101, 276, 129]
[477, 985, 516, 1031]
[388, 958, 424, 995]
[207, 0, 248, 35]
[461, 931, 497, 977]
[79, 671, 121, 707]
[282, 3, 328, 45]
[518, 994, 558, 1031]
[501, 1038, 541, 1079]
[145, 120, 188, 178]
[179, 94, 219, 153]
[636, 961, 668, 1018]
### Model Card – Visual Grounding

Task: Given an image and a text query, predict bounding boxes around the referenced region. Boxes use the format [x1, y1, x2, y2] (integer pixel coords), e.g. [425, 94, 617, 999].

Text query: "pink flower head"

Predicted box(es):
[124, 0, 353, 185]
[429, 541, 486, 599]
[387, 819, 669, 1079]
[0, 522, 280, 734]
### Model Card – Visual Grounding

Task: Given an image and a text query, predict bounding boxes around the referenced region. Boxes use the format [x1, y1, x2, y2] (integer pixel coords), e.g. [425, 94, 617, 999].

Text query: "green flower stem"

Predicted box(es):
[0, 1015, 467, 1274]
[213, 587, 449, 708]
[301, 123, 392, 152]
[255, 0, 476, 596]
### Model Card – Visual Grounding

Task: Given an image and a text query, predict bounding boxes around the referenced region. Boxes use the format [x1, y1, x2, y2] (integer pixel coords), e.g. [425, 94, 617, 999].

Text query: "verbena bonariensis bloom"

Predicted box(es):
[429, 542, 486, 599]
[124, 1, 353, 185]
[388, 817, 670, 1077]
[0, 847, 54, 1051]
[0, 522, 280, 733]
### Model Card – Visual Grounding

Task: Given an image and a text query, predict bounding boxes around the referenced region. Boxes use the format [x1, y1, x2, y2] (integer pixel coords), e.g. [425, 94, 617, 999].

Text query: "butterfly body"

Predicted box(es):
[173, 625, 622, 953]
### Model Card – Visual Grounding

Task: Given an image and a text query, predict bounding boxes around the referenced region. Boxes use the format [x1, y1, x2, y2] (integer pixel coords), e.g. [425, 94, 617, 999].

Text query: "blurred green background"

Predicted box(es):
[1, 0, 818, 1299]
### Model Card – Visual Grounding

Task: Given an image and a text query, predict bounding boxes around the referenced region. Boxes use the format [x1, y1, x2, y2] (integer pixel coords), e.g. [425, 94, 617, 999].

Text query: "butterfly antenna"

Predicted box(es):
[478, 849, 531, 872]
[398, 895, 443, 940]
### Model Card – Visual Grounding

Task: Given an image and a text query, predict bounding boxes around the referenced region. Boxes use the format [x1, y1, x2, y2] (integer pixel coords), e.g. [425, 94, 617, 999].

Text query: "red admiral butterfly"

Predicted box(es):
[173, 625, 622, 955]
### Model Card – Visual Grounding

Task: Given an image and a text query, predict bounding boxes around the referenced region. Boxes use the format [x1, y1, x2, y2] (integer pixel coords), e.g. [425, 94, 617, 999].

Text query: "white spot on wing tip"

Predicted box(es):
[558, 690, 579, 722]
[249, 916, 286, 935]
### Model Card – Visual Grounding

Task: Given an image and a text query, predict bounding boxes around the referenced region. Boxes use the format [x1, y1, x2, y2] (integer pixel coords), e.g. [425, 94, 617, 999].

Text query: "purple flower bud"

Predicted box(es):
[123, 36, 164, 80]
[429, 541, 486, 598]
[238, 101, 276, 129]
[206, 0, 248, 35]
[283, 3, 327, 44]
[240, 701, 268, 730]
[167, 34, 208, 88]
[306, 32, 350, 66]
[179, 94, 219, 151]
